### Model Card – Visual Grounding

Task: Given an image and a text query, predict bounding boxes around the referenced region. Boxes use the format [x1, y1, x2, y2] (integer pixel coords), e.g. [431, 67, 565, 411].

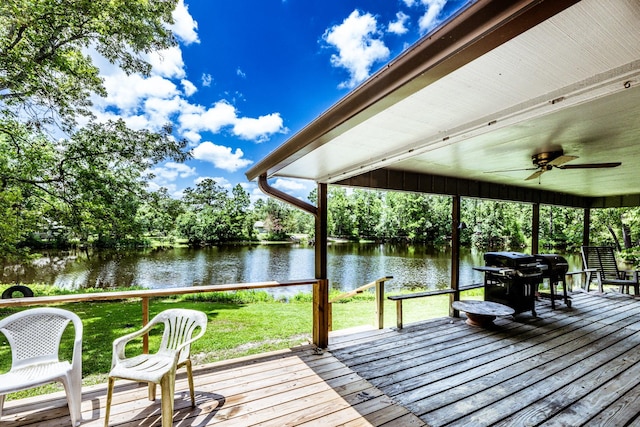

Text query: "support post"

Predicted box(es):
[532, 203, 540, 255]
[375, 277, 385, 329]
[313, 183, 329, 348]
[450, 195, 461, 317]
[583, 207, 591, 248]
[257, 175, 328, 348]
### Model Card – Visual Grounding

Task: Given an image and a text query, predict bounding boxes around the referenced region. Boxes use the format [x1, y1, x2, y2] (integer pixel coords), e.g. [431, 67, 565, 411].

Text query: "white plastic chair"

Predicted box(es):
[104, 308, 207, 427]
[0, 307, 83, 426]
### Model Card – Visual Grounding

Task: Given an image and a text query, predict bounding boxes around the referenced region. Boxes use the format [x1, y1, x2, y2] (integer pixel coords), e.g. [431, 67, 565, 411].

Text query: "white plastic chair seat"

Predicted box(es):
[0, 361, 72, 391]
[108, 353, 175, 384]
[0, 307, 83, 426]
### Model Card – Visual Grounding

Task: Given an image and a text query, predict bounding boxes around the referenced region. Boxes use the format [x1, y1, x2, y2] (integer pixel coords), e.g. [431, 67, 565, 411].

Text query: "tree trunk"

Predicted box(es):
[607, 225, 622, 251]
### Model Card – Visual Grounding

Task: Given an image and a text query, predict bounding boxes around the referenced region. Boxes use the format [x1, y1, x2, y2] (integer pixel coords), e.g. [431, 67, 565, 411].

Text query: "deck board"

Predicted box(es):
[3, 291, 640, 426]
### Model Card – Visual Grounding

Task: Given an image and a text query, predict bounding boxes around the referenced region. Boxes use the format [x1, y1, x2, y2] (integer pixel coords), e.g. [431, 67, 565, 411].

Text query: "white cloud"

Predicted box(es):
[171, 0, 199, 45]
[148, 162, 195, 195]
[272, 178, 315, 194]
[147, 181, 179, 196]
[249, 185, 268, 205]
[147, 46, 186, 79]
[96, 75, 286, 143]
[236, 68, 247, 78]
[182, 130, 202, 144]
[388, 12, 410, 35]
[181, 79, 197, 96]
[151, 162, 197, 182]
[416, 0, 447, 34]
[233, 113, 286, 142]
[178, 101, 286, 142]
[403, 0, 417, 6]
[143, 96, 184, 127]
[122, 114, 152, 131]
[323, 10, 390, 89]
[178, 100, 237, 134]
[100, 72, 179, 113]
[201, 73, 213, 87]
[192, 141, 254, 172]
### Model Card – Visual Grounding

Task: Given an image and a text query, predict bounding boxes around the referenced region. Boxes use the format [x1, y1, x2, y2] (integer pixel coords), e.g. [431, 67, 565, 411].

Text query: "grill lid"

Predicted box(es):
[535, 253, 569, 275]
[484, 252, 538, 269]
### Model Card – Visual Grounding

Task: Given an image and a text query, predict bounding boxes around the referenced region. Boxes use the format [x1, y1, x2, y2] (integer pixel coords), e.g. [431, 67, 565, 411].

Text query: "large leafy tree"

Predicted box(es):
[1, 0, 177, 128]
[255, 198, 295, 242]
[177, 179, 254, 245]
[352, 189, 382, 239]
[136, 188, 185, 239]
[227, 184, 253, 241]
[327, 187, 355, 238]
[1, 119, 187, 247]
[0, 0, 188, 259]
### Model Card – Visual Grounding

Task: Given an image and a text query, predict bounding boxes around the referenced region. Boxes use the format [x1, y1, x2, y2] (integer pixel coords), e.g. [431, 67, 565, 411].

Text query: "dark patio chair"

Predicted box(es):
[581, 246, 639, 295]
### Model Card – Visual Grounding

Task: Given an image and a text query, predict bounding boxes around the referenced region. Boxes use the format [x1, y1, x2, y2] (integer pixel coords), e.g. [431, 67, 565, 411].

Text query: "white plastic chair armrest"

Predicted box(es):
[112, 318, 206, 365]
[112, 320, 160, 363]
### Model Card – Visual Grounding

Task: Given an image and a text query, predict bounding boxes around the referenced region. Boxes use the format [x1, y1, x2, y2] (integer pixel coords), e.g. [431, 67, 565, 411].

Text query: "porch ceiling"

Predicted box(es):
[246, 0, 640, 205]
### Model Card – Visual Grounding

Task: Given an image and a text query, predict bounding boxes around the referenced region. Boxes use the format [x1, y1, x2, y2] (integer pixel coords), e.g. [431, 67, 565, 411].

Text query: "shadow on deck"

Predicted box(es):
[3, 291, 640, 426]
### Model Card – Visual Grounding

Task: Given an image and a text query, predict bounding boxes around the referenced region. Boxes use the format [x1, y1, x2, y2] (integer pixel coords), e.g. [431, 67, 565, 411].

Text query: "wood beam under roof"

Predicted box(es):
[334, 169, 591, 208]
[336, 169, 640, 209]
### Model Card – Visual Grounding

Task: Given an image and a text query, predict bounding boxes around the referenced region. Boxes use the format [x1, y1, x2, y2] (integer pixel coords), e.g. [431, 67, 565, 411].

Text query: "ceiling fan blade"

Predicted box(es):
[548, 155, 578, 167]
[525, 169, 545, 181]
[557, 162, 622, 169]
[485, 167, 538, 173]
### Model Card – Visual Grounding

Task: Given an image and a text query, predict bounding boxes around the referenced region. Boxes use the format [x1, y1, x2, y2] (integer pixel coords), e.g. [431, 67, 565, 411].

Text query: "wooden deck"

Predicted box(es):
[4, 291, 640, 426]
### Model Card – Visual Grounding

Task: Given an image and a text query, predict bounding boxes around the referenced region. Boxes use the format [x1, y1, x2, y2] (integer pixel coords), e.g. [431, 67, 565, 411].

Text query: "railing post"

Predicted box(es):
[142, 296, 149, 354]
[313, 279, 330, 348]
[375, 276, 391, 329]
[396, 300, 403, 329]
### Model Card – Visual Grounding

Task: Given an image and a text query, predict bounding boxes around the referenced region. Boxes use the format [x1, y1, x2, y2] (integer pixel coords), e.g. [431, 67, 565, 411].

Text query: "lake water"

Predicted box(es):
[1, 243, 583, 296]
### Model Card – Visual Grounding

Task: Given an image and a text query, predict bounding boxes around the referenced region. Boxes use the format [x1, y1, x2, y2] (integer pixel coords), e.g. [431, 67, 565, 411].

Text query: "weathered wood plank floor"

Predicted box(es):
[3, 291, 640, 426]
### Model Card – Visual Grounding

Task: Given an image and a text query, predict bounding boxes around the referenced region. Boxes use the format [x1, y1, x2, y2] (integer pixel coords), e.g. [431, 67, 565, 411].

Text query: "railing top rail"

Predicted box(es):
[0, 279, 320, 308]
[329, 276, 392, 303]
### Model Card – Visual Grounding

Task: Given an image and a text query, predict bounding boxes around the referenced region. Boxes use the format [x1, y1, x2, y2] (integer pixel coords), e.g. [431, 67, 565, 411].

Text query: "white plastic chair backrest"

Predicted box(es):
[152, 309, 207, 364]
[0, 307, 83, 371]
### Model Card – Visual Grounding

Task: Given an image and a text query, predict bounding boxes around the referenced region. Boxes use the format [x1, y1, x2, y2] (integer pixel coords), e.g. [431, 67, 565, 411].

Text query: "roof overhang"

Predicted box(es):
[246, 0, 640, 208]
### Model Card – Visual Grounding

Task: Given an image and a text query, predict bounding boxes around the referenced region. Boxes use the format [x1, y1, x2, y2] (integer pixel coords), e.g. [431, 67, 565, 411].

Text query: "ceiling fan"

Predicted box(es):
[488, 149, 621, 181]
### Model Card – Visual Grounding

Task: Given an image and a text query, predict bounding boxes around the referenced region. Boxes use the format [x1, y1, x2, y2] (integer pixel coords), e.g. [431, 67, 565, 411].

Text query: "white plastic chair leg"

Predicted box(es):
[160, 371, 176, 427]
[104, 377, 115, 427]
[61, 374, 82, 426]
[185, 359, 196, 407]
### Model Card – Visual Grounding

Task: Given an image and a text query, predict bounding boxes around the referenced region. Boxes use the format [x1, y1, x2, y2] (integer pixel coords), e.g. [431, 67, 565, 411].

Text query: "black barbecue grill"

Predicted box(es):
[535, 253, 572, 308]
[474, 252, 543, 316]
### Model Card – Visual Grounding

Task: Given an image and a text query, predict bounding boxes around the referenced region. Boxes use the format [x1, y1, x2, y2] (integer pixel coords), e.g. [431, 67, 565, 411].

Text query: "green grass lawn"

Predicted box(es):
[0, 285, 482, 399]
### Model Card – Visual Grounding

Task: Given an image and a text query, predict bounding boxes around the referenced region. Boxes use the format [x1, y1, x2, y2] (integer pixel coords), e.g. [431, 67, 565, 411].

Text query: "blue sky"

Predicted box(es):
[88, 0, 471, 203]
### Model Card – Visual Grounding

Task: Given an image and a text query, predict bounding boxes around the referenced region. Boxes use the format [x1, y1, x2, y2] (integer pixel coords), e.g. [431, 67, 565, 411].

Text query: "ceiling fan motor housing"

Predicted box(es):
[532, 150, 563, 166]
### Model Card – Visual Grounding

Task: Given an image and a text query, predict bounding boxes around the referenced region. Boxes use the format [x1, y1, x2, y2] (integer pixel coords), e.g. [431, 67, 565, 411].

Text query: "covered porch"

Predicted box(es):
[245, 0, 640, 348]
[4, 291, 640, 426]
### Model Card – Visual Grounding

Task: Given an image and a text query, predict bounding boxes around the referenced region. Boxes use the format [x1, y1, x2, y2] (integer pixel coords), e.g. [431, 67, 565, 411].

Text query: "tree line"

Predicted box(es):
[13, 177, 640, 255]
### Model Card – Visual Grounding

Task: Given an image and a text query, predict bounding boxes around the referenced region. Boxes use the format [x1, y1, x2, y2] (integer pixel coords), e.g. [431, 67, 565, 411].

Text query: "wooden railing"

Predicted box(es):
[0, 279, 319, 351]
[327, 276, 393, 331]
[387, 283, 484, 329]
